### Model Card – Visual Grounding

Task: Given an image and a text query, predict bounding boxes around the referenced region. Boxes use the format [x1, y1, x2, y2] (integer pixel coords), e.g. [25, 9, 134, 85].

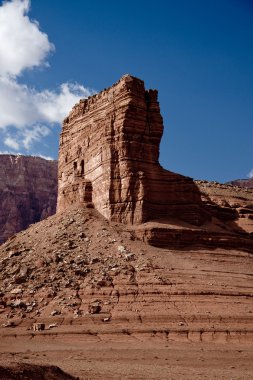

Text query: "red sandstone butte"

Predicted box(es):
[57, 74, 207, 225]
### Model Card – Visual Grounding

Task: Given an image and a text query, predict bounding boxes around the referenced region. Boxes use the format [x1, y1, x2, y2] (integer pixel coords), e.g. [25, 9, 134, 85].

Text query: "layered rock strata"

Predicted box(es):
[0, 206, 252, 342]
[57, 75, 207, 225]
[57, 74, 253, 252]
[132, 181, 253, 252]
[0, 155, 57, 244]
[196, 180, 253, 234]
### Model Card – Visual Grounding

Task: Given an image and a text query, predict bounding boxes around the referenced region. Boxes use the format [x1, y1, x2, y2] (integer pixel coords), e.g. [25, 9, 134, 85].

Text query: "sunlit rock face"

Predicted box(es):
[57, 75, 207, 225]
[0, 155, 57, 243]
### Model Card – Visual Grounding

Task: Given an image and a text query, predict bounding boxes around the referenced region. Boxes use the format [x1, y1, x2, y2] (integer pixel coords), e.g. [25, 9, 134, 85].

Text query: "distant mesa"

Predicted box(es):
[226, 178, 253, 189]
[0, 155, 57, 244]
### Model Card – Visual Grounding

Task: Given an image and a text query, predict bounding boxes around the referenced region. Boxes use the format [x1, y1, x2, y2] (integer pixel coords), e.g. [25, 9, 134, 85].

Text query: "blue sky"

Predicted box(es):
[0, 0, 252, 182]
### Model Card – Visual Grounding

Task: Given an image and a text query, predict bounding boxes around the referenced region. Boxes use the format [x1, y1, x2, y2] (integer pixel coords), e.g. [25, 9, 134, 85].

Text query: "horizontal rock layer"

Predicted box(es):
[195, 180, 253, 235]
[57, 75, 208, 225]
[130, 181, 253, 252]
[0, 206, 252, 339]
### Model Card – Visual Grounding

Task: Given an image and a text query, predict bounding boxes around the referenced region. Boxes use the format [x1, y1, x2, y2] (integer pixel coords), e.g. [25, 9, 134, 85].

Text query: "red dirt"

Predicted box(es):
[0, 205, 253, 379]
[1, 330, 253, 379]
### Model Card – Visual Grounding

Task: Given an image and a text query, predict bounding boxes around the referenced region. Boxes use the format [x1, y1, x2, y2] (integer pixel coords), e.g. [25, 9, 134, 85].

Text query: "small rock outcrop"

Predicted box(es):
[227, 178, 253, 189]
[196, 180, 253, 234]
[0, 363, 78, 380]
[0, 155, 57, 244]
[57, 75, 207, 225]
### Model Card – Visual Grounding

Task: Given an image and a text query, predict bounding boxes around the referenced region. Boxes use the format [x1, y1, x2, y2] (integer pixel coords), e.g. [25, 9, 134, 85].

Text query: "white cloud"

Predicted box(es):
[4, 136, 20, 150]
[1, 124, 51, 151]
[0, 77, 91, 129]
[0, 0, 94, 155]
[38, 83, 92, 123]
[22, 125, 50, 149]
[0, 150, 23, 156]
[35, 153, 54, 161]
[0, 151, 54, 161]
[0, 0, 54, 77]
[0, 76, 39, 128]
[248, 169, 253, 178]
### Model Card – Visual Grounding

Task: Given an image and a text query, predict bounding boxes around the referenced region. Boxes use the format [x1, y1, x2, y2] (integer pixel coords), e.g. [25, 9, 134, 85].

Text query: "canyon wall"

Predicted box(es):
[57, 75, 208, 225]
[0, 155, 57, 243]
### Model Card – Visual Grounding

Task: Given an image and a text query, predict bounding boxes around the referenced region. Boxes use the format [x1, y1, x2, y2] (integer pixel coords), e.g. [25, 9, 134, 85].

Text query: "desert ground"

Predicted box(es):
[1, 326, 253, 379]
[0, 204, 253, 379]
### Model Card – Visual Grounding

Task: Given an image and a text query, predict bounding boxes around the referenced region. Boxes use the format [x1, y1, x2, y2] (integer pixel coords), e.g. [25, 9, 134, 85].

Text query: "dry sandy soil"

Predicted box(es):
[1, 328, 253, 379]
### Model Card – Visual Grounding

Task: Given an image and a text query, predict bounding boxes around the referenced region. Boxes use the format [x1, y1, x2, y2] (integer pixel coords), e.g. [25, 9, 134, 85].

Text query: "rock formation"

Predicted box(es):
[196, 180, 253, 234]
[57, 74, 253, 252]
[0, 205, 253, 344]
[0, 155, 57, 244]
[0, 76, 253, 379]
[134, 181, 253, 251]
[57, 75, 208, 225]
[227, 178, 253, 189]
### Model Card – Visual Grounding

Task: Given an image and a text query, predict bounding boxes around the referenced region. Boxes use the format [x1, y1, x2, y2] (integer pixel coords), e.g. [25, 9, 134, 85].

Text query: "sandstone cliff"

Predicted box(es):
[0, 155, 57, 244]
[56, 75, 253, 253]
[58, 75, 208, 226]
[0, 75, 252, 344]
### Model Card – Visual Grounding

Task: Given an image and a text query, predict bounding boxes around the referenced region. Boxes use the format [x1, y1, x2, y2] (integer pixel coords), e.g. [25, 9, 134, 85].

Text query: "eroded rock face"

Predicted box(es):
[195, 180, 253, 234]
[127, 181, 253, 252]
[0, 155, 57, 244]
[57, 75, 207, 225]
[0, 76, 252, 343]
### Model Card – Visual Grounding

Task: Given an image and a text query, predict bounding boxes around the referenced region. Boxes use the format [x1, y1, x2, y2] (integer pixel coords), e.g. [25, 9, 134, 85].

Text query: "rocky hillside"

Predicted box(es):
[227, 178, 253, 189]
[0, 203, 252, 343]
[0, 155, 57, 244]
